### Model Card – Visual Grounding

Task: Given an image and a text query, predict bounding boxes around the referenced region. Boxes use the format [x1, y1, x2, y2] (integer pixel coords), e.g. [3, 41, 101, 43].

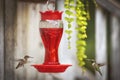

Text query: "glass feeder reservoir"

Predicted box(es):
[32, 10, 71, 73]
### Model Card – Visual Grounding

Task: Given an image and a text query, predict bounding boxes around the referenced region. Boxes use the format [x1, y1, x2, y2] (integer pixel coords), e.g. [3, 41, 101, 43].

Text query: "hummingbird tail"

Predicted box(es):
[98, 70, 102, 76]
[16, 66, 19, 69]
[16, 63, 20, 69]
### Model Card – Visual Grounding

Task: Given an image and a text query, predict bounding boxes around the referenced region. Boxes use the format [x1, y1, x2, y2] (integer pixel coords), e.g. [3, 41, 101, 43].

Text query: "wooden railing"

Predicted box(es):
[95, 6, 107, 80]
[96, 1, 120, 80]
[0, 0, 4, 80]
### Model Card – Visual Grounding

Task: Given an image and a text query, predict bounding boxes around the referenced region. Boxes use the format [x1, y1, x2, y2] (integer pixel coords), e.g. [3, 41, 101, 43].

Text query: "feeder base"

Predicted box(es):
[32, 64, 71, 73]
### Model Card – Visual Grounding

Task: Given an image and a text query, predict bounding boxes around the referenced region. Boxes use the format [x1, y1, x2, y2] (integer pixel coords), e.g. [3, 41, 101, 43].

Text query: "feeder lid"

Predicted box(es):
[40, 10, 63, 20]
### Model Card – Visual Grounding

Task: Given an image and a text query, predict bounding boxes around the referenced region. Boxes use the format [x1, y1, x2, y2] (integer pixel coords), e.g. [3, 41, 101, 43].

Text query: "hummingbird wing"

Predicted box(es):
[16, 59, 25, 69]
[97, 68, 102, 76]
[15, 59, 24, 62]
[92, 63, 103, 76]
[95, 64, 103, 76]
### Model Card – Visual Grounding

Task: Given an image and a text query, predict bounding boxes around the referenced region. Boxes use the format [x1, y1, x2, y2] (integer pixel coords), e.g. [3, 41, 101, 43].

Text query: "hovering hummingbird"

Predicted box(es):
[86, 59, 105, 76]
[16, 55, 33, 69]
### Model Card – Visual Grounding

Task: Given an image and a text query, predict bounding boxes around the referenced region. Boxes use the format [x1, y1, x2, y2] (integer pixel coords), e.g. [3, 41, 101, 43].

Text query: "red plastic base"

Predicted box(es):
[32, 64, 71, 73]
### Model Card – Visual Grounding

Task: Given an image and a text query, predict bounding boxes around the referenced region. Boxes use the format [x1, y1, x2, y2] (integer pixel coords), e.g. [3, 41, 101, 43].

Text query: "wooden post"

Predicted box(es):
[4, 0, 17, 80]
[14, 2, 29, 80]
[96, 0, 120, 18]
[0, 0, 4, 80]
[110, 15, 120, 80]
[95, 6, 107, 80]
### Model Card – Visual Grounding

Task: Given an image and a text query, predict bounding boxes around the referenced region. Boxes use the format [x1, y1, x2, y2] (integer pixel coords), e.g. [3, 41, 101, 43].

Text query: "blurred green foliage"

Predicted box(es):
[85, 0, 95, 73]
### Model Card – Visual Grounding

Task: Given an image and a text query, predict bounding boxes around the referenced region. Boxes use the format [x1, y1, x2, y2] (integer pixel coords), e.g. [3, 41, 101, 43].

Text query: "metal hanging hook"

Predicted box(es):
[46, 0, 50, 5]
[46, 0, 55, 11]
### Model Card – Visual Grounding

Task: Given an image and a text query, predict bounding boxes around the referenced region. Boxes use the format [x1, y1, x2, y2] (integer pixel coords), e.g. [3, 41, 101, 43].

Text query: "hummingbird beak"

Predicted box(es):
[29, 56, 33, 58]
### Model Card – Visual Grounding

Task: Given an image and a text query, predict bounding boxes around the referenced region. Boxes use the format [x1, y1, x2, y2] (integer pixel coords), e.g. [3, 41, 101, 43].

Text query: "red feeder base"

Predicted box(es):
[32, 64, 71, 73]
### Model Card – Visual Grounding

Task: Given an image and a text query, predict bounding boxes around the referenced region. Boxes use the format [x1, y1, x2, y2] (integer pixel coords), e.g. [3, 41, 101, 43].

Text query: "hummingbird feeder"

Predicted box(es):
[32, 10, 71, 72]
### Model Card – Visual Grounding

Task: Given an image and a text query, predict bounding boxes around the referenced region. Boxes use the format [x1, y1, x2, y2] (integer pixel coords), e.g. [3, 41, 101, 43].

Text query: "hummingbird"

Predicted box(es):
[86, 59, 105, 76]
[16, 55, 33, 69]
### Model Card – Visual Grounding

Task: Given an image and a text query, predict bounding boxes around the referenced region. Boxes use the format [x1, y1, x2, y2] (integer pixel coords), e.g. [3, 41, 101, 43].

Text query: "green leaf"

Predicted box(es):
[77, 21, 87, 26]
[78, 17, 87, 21]
[64, 17, 69, 21]
[69, 5, 75, 10]
[65, 17, 74, 23]
[68, 45, 71, 49]
[77, 33, 87, 39]
[83, 55, 87, 58]
[76, 21, 81, 25]
[76, 26, 87, 32]
[65, 30, 72, 34]
[68, 41, 71, 49]
[69, 18, 74, 23]
[68, 23, 72, 28]
[79, 26, 87, 33]
[67, 35, 72, 40]
[76, 40, 86, 46]
[65, 10, 74, 16]
[70, 0, 75, 4]
[77, 0, 82, 5]
[64, 1, 69, 5]
[80, 62, 85, 66]
[64, 5, 69, 9]
[77, 46, 86, 51]
[81, 11, 87, 15]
